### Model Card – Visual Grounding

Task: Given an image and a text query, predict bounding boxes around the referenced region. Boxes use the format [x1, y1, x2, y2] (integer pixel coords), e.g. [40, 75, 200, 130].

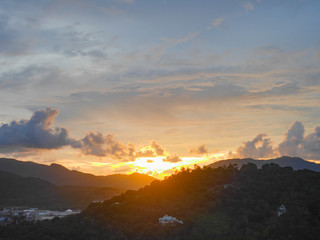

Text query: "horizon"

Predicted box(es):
[1, 155, 319, 180]
[0, 0, 320, 178]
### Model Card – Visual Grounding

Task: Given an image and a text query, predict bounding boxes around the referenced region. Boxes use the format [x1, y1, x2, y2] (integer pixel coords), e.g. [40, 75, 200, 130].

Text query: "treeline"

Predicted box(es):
[1, 163, 320, 239]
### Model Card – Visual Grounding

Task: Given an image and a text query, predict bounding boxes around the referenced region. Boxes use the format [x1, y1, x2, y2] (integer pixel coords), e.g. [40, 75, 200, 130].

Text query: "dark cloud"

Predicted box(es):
[0, 108, 171, 161]
[163, 155, 182, 163]
[189, 144, 208, 155]
[0, 107, 77, 150]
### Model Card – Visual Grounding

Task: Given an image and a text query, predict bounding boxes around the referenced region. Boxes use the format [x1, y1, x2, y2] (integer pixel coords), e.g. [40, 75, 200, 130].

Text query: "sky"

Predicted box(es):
[0, 0, 320, 178]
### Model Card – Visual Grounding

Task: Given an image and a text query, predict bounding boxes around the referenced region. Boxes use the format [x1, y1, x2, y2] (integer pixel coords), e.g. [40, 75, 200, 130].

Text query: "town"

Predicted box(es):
[0, 207, 81, 226]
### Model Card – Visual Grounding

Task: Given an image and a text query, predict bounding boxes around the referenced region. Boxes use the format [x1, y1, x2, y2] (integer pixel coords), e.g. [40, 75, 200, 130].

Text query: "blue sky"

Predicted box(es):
[0, 0, 320, 176]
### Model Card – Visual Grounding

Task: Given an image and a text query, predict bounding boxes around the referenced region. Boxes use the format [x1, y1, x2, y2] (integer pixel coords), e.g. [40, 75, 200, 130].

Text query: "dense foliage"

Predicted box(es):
[1, 163, 320, 239]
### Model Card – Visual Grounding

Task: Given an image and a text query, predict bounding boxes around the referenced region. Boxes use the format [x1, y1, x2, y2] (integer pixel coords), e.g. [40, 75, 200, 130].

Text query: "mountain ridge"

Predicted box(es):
[0, 158, 155, 190]
[207, 156, 320, 171]
[3, 162, 320, 239]
[0, 170, 124, 209]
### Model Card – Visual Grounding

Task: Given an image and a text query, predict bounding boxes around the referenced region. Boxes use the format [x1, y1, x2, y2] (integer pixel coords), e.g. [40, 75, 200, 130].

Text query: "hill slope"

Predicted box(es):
[0, 170, 124, 209]
[208, 156, 320, 171]
[0, 158, 155, 189]
[2, 163, 320, 239]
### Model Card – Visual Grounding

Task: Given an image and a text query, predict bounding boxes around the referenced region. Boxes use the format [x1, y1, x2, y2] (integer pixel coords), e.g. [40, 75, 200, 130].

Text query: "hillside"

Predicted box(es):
[208, 156, 320, 171]
[0, 158, 155, 190]
[2, 163, 320, 239]
[0, 170, 124, 210]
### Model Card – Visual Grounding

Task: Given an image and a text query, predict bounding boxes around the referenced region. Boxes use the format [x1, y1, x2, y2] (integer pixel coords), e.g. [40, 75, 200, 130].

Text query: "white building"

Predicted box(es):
[277, 204, 287, 217]
[159, 214, 183, 226]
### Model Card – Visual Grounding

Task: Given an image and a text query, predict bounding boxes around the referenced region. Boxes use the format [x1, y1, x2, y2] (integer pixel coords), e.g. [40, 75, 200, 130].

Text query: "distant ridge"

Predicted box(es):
[0, 170, 124, 209]
[0, 158, 155, 190]
[207, 156, 320, 171]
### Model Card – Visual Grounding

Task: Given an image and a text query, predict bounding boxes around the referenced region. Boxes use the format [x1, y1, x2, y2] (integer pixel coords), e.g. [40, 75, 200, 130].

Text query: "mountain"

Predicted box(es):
[0, 170, 124, 210]
[207, 156, 320, 171]
[0, 158, 155, 190]
[2, 163, 320, 239]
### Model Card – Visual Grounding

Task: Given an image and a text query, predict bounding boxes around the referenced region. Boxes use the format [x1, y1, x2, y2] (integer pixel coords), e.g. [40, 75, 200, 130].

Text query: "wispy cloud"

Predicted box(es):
[208, 17, 225, 29]
[243, 1, 254, 13]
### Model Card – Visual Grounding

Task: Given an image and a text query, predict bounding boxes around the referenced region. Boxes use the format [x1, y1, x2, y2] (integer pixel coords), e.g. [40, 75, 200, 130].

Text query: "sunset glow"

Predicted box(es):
[0, 0, 319, 177]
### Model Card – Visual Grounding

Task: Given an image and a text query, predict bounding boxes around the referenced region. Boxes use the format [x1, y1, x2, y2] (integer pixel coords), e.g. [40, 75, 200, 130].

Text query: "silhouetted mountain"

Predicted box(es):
[2, 164, 320, 239]
[208, 156, 320, 171]
[0, 170, 124, 209]
[0, 158, 155, 190]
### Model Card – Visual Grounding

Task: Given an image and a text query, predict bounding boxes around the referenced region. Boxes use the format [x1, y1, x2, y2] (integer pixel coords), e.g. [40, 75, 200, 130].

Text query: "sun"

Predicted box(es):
[128, 155, 222, 179]
[110, 151, 232, 179]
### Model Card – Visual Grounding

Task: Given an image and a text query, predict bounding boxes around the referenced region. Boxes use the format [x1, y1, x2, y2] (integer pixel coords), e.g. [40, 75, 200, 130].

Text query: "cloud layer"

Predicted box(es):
[0, 108, 168, 162]
[1, 108, 320, 165]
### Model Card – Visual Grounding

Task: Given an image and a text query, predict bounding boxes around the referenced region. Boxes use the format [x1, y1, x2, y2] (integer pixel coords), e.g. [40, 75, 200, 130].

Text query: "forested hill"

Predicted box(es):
[0, 170, 124, 210]
[208, 156, 320, 171]
[0, 158, 155, 189]
[2, 163, 320, 240]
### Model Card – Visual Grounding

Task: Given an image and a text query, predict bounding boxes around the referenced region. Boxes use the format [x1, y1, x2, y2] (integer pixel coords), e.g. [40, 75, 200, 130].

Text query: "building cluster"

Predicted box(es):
[158, 214, 183, 226]
[0, 207, 80, 226]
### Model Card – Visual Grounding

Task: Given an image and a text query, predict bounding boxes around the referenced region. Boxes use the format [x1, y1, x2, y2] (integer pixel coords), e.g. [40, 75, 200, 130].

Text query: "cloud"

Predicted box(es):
[276, 121, 320, 160]
[189, 144, 208, 155]
[243, 2, 254, 13]
[0, 108, 171, 161]
[0, 108, 78, 150]
[236, 133, 275, 159]
[303, 126, 320, 159]
[80, 132, 135, 160]
[163, 155, 182, 163]
[135, 149, 156, 158]
[232, 121, 320, 160]
[212, 18, 224, 27]
[133, 140, 165, 158]
[79, 135, 167, 160]
[151, 140, 165, 156]
[278, 121, 304, 157]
